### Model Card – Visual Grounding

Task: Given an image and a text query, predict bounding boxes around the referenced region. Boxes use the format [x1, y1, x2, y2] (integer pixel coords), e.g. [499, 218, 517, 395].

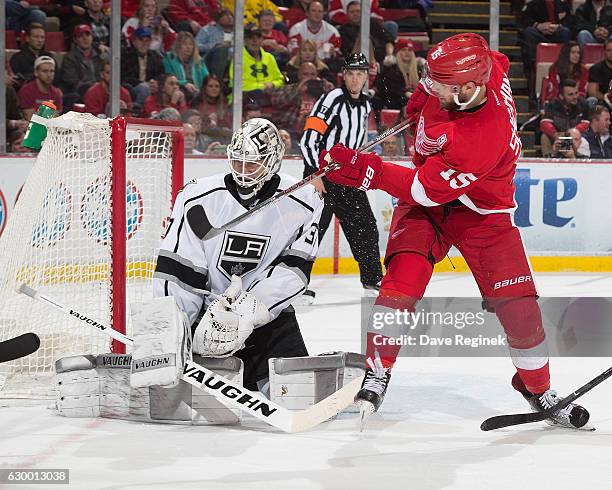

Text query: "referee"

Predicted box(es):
[300, 53, 382, 294]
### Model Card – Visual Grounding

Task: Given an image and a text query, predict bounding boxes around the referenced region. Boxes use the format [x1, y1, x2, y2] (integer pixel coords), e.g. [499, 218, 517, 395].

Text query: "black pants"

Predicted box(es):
[318, 178, 383, 286]
[234, 308, 308, 390]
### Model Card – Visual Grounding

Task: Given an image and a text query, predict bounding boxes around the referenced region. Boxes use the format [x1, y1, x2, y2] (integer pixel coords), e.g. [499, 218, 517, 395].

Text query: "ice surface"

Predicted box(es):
[1, 273, 612, 490]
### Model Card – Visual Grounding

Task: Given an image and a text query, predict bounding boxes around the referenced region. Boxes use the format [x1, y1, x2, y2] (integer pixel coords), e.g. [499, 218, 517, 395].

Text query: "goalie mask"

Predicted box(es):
[227, 118, 285, 198]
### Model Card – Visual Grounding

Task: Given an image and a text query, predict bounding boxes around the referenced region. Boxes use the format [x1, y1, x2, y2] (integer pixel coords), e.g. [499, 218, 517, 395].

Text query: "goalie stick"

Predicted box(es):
[480, 365, 612, 431]
[0, 333, 41, 363]
[19, 284, 362, 433]
[195, 118, 414, 241]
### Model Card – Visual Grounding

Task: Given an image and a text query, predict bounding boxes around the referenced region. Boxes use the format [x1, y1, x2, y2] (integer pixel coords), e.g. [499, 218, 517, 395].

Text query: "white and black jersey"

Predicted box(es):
[300, 86, 371, 174]
[153, 173, 324, 327]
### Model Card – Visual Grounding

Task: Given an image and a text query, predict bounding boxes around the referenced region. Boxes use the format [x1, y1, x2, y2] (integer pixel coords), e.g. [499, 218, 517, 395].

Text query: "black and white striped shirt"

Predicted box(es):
[300, 87, 371, 174]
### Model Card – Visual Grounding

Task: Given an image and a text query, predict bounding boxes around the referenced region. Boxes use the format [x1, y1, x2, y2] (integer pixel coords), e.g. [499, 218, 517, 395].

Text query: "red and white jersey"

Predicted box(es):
[287, 20, 341, 59]
[389, 52, 521, 215]
[328, 0, 383, 24]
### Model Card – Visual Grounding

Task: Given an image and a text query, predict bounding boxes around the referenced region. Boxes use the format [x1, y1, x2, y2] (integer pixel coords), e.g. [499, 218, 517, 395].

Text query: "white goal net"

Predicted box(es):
[0, 113, 183, 400]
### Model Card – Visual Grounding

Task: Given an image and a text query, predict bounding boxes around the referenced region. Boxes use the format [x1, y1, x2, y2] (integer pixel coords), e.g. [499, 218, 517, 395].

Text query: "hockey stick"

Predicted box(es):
[19, 284, 362, 433]
[196, 118, 414, 241]
[0, 333, 41, 363]
[480, 366, 612, 431]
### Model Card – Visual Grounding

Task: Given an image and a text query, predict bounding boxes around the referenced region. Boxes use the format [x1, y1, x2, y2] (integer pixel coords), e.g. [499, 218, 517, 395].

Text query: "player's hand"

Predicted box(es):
[320, 144, 384, 190]
[405, 81, 429, 128]
[311, 177, 326, 196]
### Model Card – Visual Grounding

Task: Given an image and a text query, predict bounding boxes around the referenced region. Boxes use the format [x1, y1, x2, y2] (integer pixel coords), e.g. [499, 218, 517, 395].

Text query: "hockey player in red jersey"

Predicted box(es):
[320, 33, 591, 430]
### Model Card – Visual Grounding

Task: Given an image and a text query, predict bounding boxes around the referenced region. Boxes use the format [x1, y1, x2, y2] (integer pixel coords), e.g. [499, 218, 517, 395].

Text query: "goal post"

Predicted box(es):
[0, 113, 184, 398]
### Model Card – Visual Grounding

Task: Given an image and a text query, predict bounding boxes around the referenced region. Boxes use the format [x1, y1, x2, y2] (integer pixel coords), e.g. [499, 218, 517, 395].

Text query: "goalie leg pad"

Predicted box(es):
[54, 354, 244, 425]
[269, 352, 365, 411]
[129, 296, 190, 389]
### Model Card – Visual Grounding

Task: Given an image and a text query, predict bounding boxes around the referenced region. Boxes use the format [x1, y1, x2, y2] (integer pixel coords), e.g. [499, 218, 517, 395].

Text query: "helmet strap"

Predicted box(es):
[452, 85, 481, 111]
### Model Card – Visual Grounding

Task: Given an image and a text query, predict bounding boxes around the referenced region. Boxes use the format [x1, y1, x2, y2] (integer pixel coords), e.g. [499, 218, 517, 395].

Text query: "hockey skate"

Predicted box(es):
[512, 373, 593, 430]
[355, 353, 391, 431]
[362, 282, 381, 298]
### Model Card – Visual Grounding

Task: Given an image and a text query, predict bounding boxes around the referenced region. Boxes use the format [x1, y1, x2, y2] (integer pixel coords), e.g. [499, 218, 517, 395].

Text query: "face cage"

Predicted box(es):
[229, 152, 277, 190]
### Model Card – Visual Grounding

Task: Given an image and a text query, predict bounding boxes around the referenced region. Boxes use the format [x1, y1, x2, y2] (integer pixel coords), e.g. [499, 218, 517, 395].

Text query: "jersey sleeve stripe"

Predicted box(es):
[410, 170, 440, 207]
[154, 255, 209, 290]
[287, 195, 314, 212]
[268, 287, 307, 312]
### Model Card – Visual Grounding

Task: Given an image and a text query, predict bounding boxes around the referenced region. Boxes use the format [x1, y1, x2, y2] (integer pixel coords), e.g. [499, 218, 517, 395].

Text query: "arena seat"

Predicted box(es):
[535, 44, 563, 104]
[379, 8, 421, 21]
[6, 31, 18, 49]
[380, 109, 401, 129]
[582, 43, 604, 64]
[45, 32, 66, 52]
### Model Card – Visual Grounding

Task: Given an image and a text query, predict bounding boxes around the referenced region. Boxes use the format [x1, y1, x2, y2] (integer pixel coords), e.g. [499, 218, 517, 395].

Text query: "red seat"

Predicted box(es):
[379, 8, 420, 21]
[6, 31, 18, 49]
[536, 43, 563, 64]
[45, 31, 66, 52]
[380, 109, 401, 129]
[368, 112, 377, 131]
[582, 43, 604, 64]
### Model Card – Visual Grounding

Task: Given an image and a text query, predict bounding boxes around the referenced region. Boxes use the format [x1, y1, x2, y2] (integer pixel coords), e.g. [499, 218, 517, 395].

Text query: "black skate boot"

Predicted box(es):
[512, 373, 592, 430]
[362, 281, 381, 298]
[355, 354, 391, 431]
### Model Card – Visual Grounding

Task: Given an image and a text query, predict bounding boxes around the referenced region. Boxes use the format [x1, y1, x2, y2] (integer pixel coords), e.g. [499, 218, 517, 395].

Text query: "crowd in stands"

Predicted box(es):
[516, 0, 612, 157]
[5, 0, 432, 156]
[4, 0, 610, 158]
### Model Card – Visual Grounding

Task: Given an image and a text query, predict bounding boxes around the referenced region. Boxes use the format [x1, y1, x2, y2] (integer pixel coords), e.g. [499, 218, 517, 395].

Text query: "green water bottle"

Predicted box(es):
[23, 101, 57, 150]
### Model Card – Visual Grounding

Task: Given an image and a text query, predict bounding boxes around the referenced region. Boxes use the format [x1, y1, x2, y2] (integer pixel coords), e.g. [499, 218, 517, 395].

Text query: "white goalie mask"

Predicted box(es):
[227, 118, 285, 196]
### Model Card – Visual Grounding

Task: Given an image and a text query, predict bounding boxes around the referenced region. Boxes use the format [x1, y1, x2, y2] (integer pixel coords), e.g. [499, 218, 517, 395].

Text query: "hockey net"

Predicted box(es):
[0, 113, 183, 400]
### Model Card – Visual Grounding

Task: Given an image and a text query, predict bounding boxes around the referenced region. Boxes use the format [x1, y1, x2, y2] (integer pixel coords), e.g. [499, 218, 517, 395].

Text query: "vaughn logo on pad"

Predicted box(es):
[217, 231, 270, 279]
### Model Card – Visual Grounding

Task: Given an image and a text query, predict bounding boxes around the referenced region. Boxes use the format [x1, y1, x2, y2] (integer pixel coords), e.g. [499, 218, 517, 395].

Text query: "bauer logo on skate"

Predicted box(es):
[183, 364, 278, 417]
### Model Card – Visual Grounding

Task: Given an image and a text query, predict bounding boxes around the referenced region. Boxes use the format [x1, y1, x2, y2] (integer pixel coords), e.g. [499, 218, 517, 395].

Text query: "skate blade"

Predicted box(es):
[544, 419, 596, 431]
[357, 400, 376, 432]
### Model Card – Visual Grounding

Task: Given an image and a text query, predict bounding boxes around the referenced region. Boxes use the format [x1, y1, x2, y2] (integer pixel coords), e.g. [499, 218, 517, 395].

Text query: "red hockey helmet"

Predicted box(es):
[424, 33, 492, 88]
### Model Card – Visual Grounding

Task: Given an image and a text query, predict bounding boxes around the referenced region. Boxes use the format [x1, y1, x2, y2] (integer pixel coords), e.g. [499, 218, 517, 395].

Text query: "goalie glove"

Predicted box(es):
[193, 276, 271, 357]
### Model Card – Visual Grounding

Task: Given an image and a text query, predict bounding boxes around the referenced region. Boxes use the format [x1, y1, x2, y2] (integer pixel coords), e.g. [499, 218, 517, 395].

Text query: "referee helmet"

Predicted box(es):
[343, 53, 369, 71]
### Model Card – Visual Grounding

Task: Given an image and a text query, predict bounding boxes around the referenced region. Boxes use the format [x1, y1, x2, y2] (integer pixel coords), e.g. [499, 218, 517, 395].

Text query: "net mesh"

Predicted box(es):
[0, 113, 177, 400]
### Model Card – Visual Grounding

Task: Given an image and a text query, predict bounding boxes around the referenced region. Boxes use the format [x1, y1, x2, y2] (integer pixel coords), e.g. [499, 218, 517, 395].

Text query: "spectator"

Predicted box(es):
[181, 109, 206, 151]
[518, 0, 573, 90]
[183, 123, 204, 155]
[259, 9, 289, 67]
[540, 79, 591, 156]
[285, 39, 334, 84]
[225, 0, 282, 27]
[6, 86, 29, 142]
[270, 61, 335, 134]
[121, 27, 165, 112]
[68, 0, 111, 51]
[284, 0, 311, 28]
[373, 39, 424, 112]
[329, 0, 399, 40]
[193, 74, 231, 130]
[142, 73, 187, 117]
[288, 1, 341, 62]
[84, 61, 133, 117]
[339, 1, 394, 64]
[167, 0, 218, 35]
[18, 56, 63, 120]
[229, 27, 285, 106]
[578, 105, 612, 157]
[122, 0, 177, 53]
[379, 134, 403, 157]
[153, 106, 182, 120]
[163, 31, 209, 102]
[279, 129, 294, 154]
[8, 129, 31, 153]
[6, 0, 46, 32]
[575, 0, 612, 46]
[10, 23, 55, 87]
[195, 9, 234, 79]
[546, 128, 586, 158]
[588, 39, 612, 103]
[542, 42, 591, 104]
[60, 24, 105, 110]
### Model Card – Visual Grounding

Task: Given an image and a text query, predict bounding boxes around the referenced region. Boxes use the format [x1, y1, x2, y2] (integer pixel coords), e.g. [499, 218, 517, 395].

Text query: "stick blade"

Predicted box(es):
[0, 333, 41, 363]
[480, 412, 546, 431]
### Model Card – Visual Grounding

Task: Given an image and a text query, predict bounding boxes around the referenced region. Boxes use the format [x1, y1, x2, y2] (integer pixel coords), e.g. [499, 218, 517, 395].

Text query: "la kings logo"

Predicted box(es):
[217, 231, 270, 279]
